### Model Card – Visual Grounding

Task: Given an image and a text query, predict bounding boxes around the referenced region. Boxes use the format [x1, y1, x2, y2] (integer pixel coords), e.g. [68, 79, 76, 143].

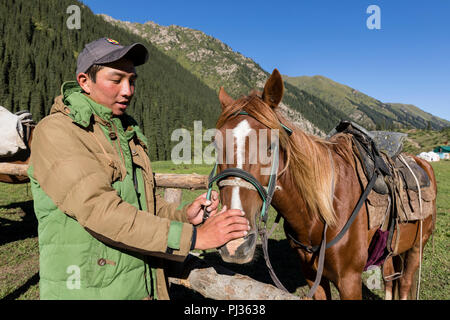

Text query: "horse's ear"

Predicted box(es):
[262, 69, 284, 108]
[218, 86, 235, 110]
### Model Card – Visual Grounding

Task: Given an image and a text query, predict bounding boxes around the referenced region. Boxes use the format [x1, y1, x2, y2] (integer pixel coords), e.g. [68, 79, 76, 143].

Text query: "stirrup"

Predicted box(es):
[381, 253, 404, 282]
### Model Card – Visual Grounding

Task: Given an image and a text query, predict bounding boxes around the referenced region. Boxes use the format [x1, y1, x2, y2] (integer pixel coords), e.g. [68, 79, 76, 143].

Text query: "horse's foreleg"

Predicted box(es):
[304, 278, 331, 300]
[319, 278, 332, 300]
[336, 272, 363, 300]
[299, 259, 332, 300]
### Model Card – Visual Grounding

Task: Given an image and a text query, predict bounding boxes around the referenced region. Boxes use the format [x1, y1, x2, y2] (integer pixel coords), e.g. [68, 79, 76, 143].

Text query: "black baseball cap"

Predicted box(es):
[76, 37, 149, 75]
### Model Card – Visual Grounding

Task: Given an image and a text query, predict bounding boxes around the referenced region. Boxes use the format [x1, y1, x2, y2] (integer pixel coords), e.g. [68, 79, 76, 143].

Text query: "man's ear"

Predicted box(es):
[77, 73, 91, 94]
[262, 69, 284, 108]
[218, 86, 235, 110]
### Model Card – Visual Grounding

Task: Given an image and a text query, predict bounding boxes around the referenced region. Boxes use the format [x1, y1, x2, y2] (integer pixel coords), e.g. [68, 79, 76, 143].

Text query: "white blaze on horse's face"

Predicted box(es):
[230, 119, 252, 211]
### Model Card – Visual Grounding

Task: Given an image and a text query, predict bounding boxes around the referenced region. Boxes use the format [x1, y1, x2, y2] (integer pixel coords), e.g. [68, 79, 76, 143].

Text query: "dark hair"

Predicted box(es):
[85, 64, 105, 83]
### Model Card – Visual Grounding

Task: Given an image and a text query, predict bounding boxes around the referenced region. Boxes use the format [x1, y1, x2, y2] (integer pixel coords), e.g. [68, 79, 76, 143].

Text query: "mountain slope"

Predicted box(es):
[284, 75, 450, 130]
[100, 15, 352, 135]
[101, 14, 449, 134]
[100, 14, 269, 99]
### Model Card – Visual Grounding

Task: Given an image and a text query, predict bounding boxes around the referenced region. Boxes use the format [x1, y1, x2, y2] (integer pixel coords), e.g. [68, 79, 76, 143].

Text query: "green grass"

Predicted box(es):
[401, 128, 449, 155]
[152, 161, 213, 175]
[0, 161, 448, 300]
[0, 183, 39, 300]
[419, 161, 450, 300]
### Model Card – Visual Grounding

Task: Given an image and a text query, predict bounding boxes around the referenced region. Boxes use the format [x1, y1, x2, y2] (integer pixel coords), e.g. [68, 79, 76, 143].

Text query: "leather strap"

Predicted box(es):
[307, 224, 328, 298]
[260, 226, 289, 292]
[287, 169, 379, 253]
[209, 168, 269, 201]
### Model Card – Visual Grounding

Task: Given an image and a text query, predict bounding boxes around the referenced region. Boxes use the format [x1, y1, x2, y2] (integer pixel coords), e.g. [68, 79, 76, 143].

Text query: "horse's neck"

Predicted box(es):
[273, 156, 316, 227]
[273, 134, 332, 236]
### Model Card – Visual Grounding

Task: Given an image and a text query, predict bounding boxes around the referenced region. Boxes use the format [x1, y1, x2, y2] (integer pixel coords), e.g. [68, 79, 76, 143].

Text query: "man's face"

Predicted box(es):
[78, 58, 137, 116]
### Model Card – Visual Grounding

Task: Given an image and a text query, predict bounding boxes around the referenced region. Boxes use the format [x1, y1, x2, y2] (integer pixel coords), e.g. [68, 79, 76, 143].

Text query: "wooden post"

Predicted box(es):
[164, 188, 183, 206]
[154, 173, 208, 190]
[168, 254, 302, 300]
[0, 163, 29, 176]
[0, 164, 209, 189]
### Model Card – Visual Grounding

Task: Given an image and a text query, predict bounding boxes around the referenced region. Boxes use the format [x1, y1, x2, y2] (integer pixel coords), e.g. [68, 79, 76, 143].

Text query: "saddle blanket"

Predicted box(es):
[353, 147, 436, 229]
[0, 106, 27, 157]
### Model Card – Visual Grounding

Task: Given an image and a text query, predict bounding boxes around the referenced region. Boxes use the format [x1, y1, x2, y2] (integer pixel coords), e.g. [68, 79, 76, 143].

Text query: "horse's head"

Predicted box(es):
[213, 69, 286, 264]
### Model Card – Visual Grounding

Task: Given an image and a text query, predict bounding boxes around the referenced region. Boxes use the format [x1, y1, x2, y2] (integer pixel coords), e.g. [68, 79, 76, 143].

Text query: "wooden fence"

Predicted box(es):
[0, 163, 206, 207]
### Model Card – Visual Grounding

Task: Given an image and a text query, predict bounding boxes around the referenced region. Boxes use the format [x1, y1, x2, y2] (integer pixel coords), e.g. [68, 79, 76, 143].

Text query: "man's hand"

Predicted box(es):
[194, 205, 250, 250]
[186, 191, 220, 226]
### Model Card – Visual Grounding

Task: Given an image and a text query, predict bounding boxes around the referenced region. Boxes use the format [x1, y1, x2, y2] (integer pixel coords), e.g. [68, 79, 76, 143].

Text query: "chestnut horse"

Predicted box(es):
[211, 69, 436, 300]
[0, 124, 35, 184]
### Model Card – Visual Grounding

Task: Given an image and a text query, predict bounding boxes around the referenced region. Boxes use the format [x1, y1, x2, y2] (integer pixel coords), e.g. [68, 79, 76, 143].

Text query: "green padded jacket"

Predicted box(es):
[28, 81, 194, 300]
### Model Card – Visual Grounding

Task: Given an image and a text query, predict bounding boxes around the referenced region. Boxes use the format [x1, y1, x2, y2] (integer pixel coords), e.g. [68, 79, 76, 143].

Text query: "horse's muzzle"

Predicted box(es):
[218, 231, 257, 264]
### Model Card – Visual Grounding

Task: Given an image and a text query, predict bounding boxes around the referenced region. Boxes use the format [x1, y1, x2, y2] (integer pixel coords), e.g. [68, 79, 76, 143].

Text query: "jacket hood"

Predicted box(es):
[51, 81, 113, 128]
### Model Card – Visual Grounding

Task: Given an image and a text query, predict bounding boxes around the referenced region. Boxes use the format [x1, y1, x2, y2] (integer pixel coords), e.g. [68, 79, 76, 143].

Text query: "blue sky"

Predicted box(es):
[81, 0, 450, 121]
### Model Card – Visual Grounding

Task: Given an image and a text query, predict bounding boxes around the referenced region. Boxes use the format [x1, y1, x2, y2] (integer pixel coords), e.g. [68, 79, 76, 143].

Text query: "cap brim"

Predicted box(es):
[96, 43, 149, 67]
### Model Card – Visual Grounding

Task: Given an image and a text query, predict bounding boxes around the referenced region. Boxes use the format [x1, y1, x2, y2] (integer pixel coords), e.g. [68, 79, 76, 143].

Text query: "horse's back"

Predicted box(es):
[409, 154, 437, 194]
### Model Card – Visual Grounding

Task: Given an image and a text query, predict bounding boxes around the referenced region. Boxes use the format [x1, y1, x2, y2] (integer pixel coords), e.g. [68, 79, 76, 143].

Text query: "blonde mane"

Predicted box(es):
[217, 92, 338, 227]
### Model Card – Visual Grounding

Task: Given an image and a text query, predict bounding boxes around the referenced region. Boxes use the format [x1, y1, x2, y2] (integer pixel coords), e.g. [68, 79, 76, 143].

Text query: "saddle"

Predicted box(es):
[328, 121, 430, 194]
[328, 121, 434, 228]
[328, 121, 436, 272]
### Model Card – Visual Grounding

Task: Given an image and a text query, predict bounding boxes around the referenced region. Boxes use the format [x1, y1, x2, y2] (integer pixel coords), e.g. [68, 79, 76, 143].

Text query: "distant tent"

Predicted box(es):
[418, 152, 440, 162]
[433, 146, 450, 153]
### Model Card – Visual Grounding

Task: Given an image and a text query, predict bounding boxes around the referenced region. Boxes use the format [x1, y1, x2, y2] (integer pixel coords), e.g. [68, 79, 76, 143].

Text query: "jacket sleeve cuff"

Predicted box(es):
[175, 202, 191, 223]
[166, 221, 194, 257]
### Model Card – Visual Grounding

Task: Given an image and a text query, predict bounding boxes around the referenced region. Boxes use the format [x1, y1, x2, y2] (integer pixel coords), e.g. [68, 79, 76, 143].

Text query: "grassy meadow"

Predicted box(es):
[0, 160, 448, 300]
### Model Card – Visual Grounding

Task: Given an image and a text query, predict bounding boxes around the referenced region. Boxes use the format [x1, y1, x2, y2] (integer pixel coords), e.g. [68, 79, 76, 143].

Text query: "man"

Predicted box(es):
[28, 37, 249, 300]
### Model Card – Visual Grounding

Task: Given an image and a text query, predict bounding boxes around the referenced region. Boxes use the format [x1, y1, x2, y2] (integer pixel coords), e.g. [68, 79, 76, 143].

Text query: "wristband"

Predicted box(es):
[190, 226, 197, 250]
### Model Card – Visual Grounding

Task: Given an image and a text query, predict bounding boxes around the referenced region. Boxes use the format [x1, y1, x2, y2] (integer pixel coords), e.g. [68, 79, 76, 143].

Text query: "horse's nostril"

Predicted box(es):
[239, 232, 256, 251]
[219, 231, 257, 264]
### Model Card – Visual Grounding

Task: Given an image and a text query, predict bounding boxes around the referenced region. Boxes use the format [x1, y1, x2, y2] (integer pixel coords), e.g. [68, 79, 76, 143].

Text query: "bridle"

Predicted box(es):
[203, 110, 294, 292]
[204, 111, 291, 224]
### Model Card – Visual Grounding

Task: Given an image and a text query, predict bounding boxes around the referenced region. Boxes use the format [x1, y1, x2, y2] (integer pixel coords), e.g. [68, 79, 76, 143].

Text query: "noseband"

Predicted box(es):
[203, 143, 279, 224]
